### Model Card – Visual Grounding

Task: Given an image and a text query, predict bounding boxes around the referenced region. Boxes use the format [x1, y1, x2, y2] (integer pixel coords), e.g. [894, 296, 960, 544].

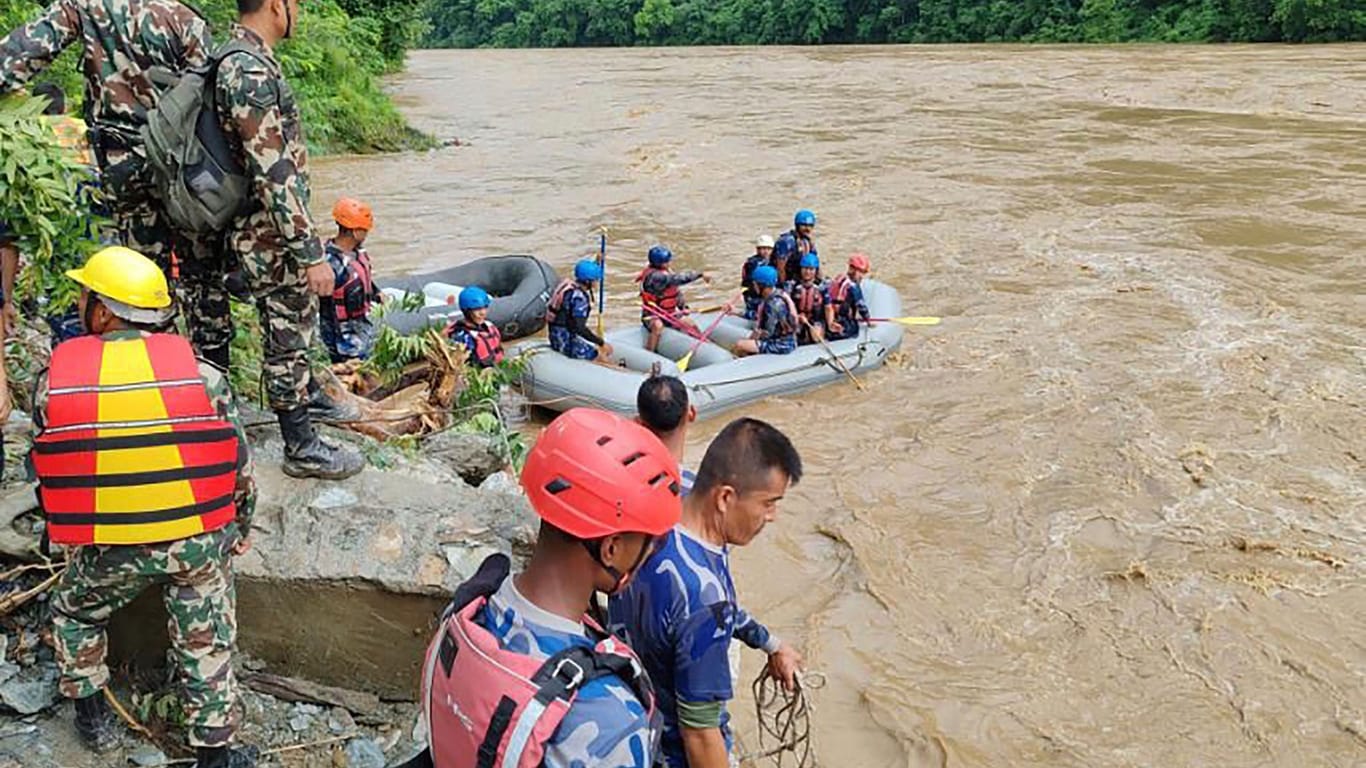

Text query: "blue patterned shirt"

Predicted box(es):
[607, 527, 778, 767]
[480, 577, 659, 768]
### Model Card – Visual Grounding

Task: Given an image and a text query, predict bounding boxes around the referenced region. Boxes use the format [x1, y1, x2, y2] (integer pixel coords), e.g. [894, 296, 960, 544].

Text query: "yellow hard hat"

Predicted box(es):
[65, 246, 171, 309]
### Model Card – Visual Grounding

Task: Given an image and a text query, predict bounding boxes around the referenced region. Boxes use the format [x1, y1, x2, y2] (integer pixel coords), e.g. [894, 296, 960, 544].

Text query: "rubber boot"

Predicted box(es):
[195, 745, 260, 768]
[278, 406, 363, 480]
[73, 692, 120, 753]
[306, 376, 361, 422]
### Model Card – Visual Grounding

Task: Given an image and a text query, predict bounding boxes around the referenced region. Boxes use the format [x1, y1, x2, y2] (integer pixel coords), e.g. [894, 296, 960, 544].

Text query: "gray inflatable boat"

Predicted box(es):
[511, 279, 904, 420]
[377, 255, 558, 340]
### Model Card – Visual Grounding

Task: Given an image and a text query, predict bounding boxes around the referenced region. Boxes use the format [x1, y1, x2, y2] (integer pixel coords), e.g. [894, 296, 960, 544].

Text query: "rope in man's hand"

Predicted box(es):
[742, 668, 825, 767]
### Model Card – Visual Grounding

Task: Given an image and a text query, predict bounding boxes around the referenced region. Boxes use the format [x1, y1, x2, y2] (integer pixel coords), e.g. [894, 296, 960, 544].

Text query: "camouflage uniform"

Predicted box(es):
[32, 330, 256, 748]
[201, 24, 325, 411]
[0, 0, 211, 267]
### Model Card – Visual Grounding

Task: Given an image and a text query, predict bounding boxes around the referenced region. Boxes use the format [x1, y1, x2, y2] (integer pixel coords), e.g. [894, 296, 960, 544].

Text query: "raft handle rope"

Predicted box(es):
[741, 669, 825, 767]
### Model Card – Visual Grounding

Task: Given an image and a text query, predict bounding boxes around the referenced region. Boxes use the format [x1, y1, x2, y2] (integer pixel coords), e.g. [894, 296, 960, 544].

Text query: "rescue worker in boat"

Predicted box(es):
[733, 266, 797, 357]
[30, 246, 258, 768]
[445, 286, 505, 369]
[638, 245, 711, 353]
[414, 408, 680, 768]
[772, 209, 817, 283]
[546, 258, 614, 361]
[785, 252, 827, 345]
[636, 374, 696, 495]
[319, 198, 383, 362]
[739, 234, 777, 320]
[608, 417, 805, 768]
[824, 252, 873, 341]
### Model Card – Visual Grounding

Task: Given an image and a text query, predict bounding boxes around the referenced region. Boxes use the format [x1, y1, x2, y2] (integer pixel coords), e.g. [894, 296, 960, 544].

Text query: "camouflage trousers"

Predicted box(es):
[117, 208, 235, 367]
[50, 529, 240, 748]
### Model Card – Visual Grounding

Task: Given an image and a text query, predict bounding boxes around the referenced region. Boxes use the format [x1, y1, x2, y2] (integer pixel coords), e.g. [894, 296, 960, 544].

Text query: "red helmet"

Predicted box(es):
[848, 253, 871, 272]
[521, 408, 682, 539]
[332, 197, 374, 231]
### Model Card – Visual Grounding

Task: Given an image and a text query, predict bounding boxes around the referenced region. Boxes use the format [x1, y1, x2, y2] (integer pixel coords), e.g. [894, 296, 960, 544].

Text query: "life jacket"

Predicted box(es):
[32, 334, 240, 546]
[418, 554, 657, 768]
[545, 278, 589, 328]
[636, 267, 682, 317]
[790, 280, 825, 320]
[740, 255, 766, 299]
[446, 318, 504, 368]
[828, 274, 859, 321]
[756, 290, 799, 338]
[329, 246, 375, 322]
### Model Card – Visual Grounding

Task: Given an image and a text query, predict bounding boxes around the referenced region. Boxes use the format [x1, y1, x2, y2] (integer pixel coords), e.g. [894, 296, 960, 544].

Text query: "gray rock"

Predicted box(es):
[478, 470, 517, 493]
[344, 738, 387, 768]
[311, 486, 359, 510]
[128, 745, 168, 766]
[287, 713, 313, 733]
[426, 430, 505, 486]
[327, 706, 355, 735]
[0, 662, 58, 715]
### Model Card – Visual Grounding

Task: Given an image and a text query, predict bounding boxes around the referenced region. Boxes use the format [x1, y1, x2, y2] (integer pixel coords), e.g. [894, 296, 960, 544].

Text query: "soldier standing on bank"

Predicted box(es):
[0, 0, 211, 277]
[206, 0, 363, 479]
[30, 247, 258, 768]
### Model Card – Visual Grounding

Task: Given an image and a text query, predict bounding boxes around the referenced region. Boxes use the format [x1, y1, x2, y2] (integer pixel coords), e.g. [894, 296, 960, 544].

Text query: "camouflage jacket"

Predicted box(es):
[216, 24, 324, 271]
[0, 0, 209, 134]
[31, 329, 258, 535]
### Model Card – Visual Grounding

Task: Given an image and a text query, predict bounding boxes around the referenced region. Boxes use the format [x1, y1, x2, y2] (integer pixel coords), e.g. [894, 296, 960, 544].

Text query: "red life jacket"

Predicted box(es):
[545, 278, 589, 327]
[32, 334, 239, 546]
[446, 318, 505, 368]
[790, 280, 825, 319]
[331, 247, 375, 321]
[419, 554, 656, 768]
[756, 290, 799, 338]
[636, 267, 682, 317]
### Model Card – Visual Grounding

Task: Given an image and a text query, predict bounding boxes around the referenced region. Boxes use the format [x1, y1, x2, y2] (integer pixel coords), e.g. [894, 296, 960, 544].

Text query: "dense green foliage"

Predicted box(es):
[426, 0, 1366, 46]
[0, 0, 431, 153]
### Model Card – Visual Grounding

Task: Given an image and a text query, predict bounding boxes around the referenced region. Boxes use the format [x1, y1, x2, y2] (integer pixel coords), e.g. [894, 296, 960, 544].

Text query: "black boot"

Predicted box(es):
[201, 344, 231, 371]
[194, 745, 260, 768]
[278, 406, 363, 480]
[306, 376, 361, 421]
[73, 692, 120, 753]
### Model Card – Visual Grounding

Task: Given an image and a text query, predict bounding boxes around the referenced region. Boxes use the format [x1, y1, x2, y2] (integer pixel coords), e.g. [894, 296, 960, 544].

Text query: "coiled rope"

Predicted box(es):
[740, 670, 825, 767]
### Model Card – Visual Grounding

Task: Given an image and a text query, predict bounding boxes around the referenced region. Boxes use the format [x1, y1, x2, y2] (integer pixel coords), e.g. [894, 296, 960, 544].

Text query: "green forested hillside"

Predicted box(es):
[425, 0, 1366, 47]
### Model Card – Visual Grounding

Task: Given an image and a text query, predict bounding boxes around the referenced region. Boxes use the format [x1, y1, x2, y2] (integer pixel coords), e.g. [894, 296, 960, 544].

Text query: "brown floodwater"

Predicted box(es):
[312, 45, 1366, 767]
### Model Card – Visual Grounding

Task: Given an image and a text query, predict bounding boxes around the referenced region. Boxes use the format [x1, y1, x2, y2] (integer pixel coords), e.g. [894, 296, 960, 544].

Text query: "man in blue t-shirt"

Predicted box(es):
[635, 374, 696, 494]
[609, 417, 805, 768]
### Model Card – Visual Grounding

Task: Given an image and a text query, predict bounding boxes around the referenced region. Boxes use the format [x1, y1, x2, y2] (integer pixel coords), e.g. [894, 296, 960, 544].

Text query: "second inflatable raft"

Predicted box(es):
[512, 279, 904, 420]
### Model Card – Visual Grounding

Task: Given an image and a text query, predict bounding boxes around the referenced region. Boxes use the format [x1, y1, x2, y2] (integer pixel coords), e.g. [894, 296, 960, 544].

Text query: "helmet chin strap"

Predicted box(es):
[585, 535, 655, 595]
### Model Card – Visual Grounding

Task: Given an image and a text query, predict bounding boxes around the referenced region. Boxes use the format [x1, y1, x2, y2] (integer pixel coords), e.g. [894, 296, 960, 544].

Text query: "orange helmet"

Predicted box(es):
[332, 198, 374, 231]
[848, 253, 871, 272]
[520, 408, 681, 540]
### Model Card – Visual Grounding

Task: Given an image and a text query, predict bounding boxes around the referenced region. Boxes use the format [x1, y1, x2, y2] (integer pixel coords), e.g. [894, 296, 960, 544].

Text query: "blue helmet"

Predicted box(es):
[799, 253, 820, 270]
[458, 285, 491, 312]
[794, 209, 816, 227]
[752, 265, 779, 288]
[575, 258, 603, 283]
[647, 245, 673, 266]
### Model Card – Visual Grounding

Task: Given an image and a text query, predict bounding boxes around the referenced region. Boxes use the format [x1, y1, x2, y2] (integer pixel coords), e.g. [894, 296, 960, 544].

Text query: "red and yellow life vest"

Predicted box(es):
[32, 334, 240, 546]
[636, 267, 681, 317]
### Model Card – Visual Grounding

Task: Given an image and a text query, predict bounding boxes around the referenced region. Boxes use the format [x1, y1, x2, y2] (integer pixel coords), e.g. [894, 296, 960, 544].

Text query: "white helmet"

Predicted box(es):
[755, 234, 775, 248]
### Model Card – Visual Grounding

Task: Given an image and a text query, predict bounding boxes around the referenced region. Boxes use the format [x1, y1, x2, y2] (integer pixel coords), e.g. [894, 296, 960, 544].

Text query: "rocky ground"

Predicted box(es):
[0, 414, 537, 768]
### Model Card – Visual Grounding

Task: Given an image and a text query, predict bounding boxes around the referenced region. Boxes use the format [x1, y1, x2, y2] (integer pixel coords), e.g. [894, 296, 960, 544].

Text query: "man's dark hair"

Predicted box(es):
[31, 82, 64, 115]
[637, 375, 689, 435]
[692, 417, 802, 496]
[237, 0, 267, 15]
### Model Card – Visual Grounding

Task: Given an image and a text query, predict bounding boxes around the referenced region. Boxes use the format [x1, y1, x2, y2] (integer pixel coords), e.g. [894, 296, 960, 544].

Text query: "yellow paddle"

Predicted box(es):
[678, 292, 742, 372]
[868, 316, 941, 326]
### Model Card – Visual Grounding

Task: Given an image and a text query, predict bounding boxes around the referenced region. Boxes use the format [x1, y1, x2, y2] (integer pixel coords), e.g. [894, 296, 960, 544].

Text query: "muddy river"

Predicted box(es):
[313, 45, 1366, 767]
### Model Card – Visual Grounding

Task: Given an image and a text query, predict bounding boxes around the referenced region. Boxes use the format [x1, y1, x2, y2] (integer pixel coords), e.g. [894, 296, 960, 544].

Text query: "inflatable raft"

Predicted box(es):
[513, 279, 904, 419]
[378, 255, 558, 340]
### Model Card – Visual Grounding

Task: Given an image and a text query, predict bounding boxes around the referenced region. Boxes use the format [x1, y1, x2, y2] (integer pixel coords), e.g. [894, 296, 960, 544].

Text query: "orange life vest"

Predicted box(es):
[636, 267, 682, 317]
[446, 318, 505, 368]
[790, 280, 825, 319]
[32, 334, 240, 546]
[545, 278, 590, 327]
[329, 246, 375, 321]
